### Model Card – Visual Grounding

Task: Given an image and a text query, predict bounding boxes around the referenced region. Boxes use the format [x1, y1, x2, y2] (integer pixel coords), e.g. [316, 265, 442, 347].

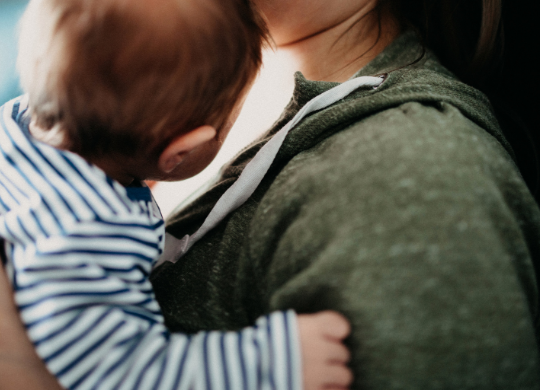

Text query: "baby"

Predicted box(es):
[0, 0, 352, 389]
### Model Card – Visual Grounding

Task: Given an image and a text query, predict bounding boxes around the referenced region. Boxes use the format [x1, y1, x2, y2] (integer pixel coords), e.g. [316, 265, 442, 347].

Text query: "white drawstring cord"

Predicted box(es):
[156, 75, 385, 267]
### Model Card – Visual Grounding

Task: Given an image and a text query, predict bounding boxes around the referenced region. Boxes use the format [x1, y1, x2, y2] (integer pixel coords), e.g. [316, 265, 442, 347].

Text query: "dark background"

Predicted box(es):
[495, 0, 540, 202]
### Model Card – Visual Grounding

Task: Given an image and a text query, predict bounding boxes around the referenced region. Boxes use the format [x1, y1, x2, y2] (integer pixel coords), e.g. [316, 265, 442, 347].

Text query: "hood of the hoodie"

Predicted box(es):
[260, 31, 510, 171]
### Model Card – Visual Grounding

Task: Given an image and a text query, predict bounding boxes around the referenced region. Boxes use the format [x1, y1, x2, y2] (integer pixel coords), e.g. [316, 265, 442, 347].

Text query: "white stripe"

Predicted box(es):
[240, 327, 257, 390]
[27, 310, 79, 344]
[35, 308, 111, 359]
[34, 235, 158, 259]
[15, 249, 152, 272]
[135, 336, 166, 390]
[287, 312, 303, 390]
[154, 335, 190, 390]
[57, 311, 142, 388]
[207, 332, 226, 390]
[115, 327, 168, 390]
[20, 289, 154, 324]
[223, 332, 243, 390]
[61, 154, 132, 216]
[270, 313, 287, 390]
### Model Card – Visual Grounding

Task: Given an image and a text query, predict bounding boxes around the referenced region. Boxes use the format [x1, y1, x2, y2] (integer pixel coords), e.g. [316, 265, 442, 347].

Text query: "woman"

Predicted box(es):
[1, 0, 539, 388]
[154, 0, 540, 388]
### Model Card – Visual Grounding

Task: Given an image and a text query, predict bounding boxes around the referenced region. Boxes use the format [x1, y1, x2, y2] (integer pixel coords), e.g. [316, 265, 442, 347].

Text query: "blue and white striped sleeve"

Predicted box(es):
[12, 227, 302, 390]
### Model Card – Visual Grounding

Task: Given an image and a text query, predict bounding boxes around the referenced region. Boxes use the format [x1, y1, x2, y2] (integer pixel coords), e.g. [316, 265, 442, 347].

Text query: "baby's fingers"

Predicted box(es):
[324, 339, 350, 364]
[322, 364, 353, 389]
[311, 311, 351, 340]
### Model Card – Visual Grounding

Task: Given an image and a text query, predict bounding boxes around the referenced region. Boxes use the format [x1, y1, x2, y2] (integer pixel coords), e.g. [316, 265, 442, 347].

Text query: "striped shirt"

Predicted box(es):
[0, 96, 301, 390]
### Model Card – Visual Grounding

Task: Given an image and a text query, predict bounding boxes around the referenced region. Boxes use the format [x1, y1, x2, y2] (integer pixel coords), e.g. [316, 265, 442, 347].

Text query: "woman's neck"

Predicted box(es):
[276, 5, 400, 82]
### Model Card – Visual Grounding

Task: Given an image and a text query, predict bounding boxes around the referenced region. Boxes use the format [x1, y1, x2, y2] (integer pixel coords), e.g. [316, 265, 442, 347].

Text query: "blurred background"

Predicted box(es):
[0, 0, 26, 105]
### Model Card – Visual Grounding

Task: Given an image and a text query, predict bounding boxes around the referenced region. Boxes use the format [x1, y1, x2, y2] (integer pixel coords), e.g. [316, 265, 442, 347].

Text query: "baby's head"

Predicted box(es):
[18, 0, 266, 182]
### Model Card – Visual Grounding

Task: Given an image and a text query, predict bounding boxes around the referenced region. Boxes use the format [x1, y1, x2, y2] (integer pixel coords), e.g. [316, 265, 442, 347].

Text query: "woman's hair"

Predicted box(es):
[380, 0, 540, 202]
[18, 0, 267, 160]
[380, 0, 503, 88]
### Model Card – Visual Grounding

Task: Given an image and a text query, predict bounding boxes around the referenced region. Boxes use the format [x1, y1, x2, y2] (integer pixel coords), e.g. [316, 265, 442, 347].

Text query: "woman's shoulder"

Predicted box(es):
[279, 32, 511, 168]
[282, 64, 515, 188]
[286, 98, 518, 196]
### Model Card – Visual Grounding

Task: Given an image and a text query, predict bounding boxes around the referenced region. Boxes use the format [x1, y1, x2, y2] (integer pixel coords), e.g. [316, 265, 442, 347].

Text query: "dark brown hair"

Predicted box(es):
[19, 0, 267, 160]
[380, 0, 504, 88]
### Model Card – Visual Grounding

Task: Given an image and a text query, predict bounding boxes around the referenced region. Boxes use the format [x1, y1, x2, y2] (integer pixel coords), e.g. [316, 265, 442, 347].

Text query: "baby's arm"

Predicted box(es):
[1, 260, 351, 389]
[7, 224, 351, 390]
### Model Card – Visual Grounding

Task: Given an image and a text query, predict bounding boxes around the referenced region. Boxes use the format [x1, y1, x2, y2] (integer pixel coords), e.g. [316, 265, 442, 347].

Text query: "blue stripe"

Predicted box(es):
[19, 263, 89, 273]
[17, 141, 84, 222]
[254, 333, 262, 389]
[0, 170, 23, 206]
[22, 263, 150, 277]
[203, 333, 213, 390]
[172, 336, 192, 389]
[12, 99, 30, 125]
[94, 216, 164, 230]
[18, 288, 134, 310]
[10, 101, 20, 120]
[0, 121, 67, 233]
[16, 214, 35, 242]
[1, 220, 24, 247]
[18, 275, 113, 291]
[103, 263, 151, 277]
[284, 314, 293, 390]
[153, 344, 169, 390]
[58, 321, 127, 380]
[18, 277, 153, 295]
[266, 318, 276, 390]
[220, 334, 231, 390]
[133, 342, 166, 390]
[23, 148, 85, 222]
[25, 296, 158, 328]
[66, 233, 160, 250]
[0, 191, 10, 210]
[98, 332, 145, 388]
[237, 333, 248, 390]
[104, 175, 131, 212]
[0, 159, 49, 241]
[34, 249, 154, 263]
[43, 309, 112, 363]
[118, 308, 162, 323]
[33, 313, 82, 346]
[125, 186, 153, 202]
[59, 154, 124, 215]
[23, 145, 100, 219]
[29, 208, 49, 236]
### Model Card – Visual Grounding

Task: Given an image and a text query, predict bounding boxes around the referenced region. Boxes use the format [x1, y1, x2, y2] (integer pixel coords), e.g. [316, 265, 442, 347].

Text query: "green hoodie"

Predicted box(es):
[151, 32, 540, 389]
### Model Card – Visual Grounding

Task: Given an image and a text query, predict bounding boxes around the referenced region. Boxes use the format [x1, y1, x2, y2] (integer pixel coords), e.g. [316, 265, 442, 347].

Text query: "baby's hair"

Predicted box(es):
[18, 0, 266, 159]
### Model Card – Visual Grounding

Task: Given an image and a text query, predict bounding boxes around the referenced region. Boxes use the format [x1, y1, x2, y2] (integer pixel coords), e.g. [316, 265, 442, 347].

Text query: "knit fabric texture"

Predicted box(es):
[152, 32, 540, 389]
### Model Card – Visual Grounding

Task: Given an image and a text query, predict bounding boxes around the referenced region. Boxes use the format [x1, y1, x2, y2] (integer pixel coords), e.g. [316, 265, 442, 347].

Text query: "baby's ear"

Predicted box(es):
[158, 125, 216, 173]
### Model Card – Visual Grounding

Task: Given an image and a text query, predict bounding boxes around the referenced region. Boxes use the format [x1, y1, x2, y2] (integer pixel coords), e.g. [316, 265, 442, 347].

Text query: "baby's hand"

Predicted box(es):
[297, 311, 352, 390]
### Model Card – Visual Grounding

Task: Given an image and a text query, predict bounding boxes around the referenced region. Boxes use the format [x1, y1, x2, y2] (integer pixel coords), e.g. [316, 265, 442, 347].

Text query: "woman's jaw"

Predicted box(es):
[254, 0, 400, 82]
